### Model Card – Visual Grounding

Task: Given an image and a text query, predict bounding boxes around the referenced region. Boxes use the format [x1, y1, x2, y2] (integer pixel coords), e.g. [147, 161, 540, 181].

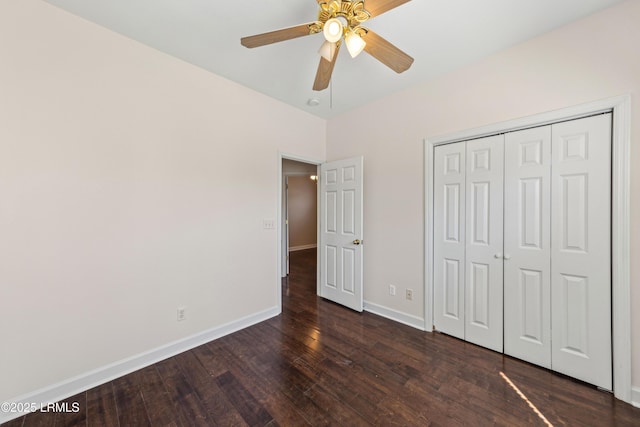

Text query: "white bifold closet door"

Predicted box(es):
[434, 114, 612, 390]
[464, 136, 504, 352]
[433, 142, 466, 340]
[434, 135, 504, 352]
[503, 126, 553, 368]
[549, 115, 612, 390]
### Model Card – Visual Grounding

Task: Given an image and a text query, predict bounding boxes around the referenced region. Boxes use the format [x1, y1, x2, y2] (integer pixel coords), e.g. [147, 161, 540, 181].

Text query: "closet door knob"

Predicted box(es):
[494, 253, 502, 259]
[504, 254, 512, 260]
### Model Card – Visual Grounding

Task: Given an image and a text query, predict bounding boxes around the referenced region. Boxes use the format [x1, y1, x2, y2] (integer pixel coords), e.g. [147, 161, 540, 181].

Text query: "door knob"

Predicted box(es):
[352, 239, 361, 245]
[504, 254, 512, 260]
[494, 253, 502, 259]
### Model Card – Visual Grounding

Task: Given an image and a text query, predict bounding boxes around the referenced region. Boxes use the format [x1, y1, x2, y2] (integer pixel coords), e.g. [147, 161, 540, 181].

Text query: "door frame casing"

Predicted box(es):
[424, 95, 632, 403]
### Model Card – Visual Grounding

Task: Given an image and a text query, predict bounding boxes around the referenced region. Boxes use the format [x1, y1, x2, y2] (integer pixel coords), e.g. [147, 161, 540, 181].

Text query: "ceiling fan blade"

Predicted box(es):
[364, 0, 411, 18]
[241, 23, 317, 48]
[313, 42, 341, 91]
[362, 29, 413, 73]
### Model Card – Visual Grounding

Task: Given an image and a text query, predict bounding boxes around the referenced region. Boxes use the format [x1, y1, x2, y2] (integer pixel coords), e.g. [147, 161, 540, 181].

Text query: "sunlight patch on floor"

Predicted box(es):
[500, 371, 554, 427]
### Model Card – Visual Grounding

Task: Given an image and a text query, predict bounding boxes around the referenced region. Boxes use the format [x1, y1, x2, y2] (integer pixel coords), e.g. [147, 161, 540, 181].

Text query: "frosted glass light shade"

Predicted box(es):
[318, 41, 337, 61]
[323, 18, 343, 43]
[345, 31, 366, 58]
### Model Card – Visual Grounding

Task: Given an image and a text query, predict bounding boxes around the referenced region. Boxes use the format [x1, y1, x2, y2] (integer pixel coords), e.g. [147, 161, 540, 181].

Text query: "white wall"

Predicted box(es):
[326, 0, 640, 387]
[0, 0, 325, 402]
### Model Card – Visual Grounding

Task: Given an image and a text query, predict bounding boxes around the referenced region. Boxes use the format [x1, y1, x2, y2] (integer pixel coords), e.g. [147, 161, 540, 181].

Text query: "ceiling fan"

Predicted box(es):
[241, 0, 414, 91]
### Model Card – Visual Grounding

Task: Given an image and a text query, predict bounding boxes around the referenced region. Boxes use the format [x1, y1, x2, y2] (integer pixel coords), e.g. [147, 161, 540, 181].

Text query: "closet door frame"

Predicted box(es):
[424, 95, 631, 403]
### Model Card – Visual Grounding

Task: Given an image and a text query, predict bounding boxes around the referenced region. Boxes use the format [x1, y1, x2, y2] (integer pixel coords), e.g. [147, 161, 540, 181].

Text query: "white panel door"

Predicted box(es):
[319, 156, 364, 312]
[464, 135, 504, 352]
[433, 143, 466, 339]
[551, 114, 612, 390]
[504, 126, 552, 368]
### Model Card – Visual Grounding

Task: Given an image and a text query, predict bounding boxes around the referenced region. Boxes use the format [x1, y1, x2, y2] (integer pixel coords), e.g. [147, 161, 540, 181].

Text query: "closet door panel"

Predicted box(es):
[551, 114, 612, 390]
[504, 126, 552, 368]
[464, 135, 504, 352]
[433, 143, 466, 338]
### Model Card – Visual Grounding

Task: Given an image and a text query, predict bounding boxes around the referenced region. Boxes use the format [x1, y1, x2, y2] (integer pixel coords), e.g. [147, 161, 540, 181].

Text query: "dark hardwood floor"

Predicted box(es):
[5, 248, 640, 426]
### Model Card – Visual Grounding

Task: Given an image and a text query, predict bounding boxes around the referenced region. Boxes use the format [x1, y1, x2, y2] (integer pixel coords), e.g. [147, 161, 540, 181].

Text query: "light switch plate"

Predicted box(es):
[263, 219, 276, 229]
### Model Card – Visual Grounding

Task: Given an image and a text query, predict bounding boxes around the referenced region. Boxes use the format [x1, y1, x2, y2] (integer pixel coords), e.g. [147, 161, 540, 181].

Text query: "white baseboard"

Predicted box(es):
[0, 306, 280, 424]
[289, 244, 317, 252]
[364, 301, 425, 331]
[632, 386, 640, 408]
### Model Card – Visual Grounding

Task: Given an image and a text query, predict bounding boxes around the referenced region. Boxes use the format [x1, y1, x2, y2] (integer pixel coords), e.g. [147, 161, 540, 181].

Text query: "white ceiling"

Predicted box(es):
[45, 0, 624, 118]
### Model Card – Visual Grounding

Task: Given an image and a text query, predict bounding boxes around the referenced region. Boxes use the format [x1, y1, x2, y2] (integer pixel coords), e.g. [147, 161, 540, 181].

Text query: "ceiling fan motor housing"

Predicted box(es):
[310, 0, 371, 35]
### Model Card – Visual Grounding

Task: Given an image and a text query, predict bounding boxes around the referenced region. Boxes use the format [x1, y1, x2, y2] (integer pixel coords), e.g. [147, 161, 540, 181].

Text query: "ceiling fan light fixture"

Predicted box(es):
[345, 31, 366, 58]
[318, 40, 337, 61]
[323, 17, 343, 43]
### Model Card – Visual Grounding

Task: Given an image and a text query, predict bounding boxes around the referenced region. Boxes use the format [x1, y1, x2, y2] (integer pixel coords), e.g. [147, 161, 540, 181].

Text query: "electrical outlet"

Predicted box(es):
[389, 284, 396, 296]
[177, 307, 186, 321]
[406, 289, 413, 301]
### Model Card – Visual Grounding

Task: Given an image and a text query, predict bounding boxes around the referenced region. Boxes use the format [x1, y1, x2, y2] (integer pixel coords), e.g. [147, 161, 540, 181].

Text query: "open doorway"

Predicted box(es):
[281, 158, 319, 300]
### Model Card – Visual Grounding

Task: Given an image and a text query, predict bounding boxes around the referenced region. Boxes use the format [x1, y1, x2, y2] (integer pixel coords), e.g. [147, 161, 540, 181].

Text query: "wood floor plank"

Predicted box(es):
[6, 410, 54, 427]
[211, 351, 312, 427]
[214, 371, 274, 426]
[10, 248, 640, 426]
[189, 341, 231, 377]
[302, 384, 370, 426]
[313, 357, 382, 421]
[137, 365, 182, 427]
[173, 350, 246, 426]
[86, 382, 119, 427]
[208, 338, 335, 426]
[154, 357, 211, 427]
[0, 417, 24, 427]
[52, 393, 86, 427]
[112, 370, 152, 427]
